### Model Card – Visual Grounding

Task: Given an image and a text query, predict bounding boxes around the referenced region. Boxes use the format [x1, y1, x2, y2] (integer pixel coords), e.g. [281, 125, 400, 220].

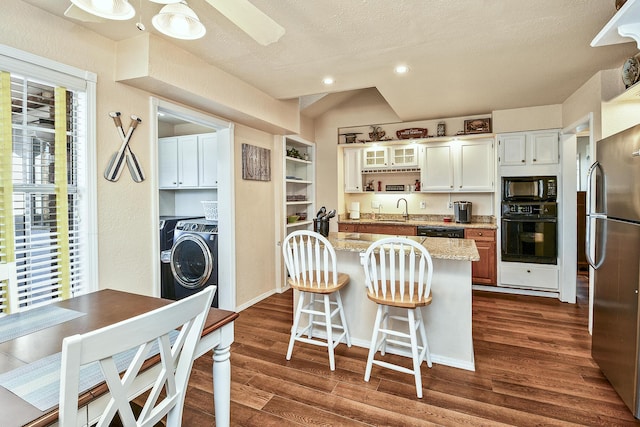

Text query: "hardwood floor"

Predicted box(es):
[184, 275, 640, 426]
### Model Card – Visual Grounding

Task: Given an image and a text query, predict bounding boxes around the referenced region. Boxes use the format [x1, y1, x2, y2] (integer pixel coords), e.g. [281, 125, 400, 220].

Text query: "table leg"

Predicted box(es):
[213, 345, 231, 427]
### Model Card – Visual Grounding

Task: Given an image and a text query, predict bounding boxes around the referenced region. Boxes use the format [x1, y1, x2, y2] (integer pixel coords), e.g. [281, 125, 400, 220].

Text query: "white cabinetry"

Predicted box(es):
[343, 147, 362, 193]
[362, 147, 388, 168]
[499, 131, 559, 167]
[421, 138, 494, 192]
[500, 262, 559, 291]
[159, 133, 217, 189]
[284, 136, 315, 231]
[198, 134, 218, 187]
[390, 145, 418, 167]
[421, 143, 454, 191]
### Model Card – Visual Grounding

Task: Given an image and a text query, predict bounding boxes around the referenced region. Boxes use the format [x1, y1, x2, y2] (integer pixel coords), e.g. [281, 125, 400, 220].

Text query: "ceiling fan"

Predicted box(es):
[64, 0, 285, 45]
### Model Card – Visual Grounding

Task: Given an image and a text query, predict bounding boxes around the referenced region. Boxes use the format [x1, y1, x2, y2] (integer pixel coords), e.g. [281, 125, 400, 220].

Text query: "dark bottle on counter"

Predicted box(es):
[415, 180, 421, 191]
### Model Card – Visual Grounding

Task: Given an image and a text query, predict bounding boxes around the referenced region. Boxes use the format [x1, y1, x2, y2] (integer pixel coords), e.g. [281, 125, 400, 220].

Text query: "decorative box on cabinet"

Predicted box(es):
[284, 136, 315, 232]
[464, 228, 496, 285]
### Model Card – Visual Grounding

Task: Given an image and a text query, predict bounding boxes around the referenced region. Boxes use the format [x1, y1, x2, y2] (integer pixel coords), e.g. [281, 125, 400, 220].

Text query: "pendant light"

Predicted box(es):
[70, 0, 135, 20]
[152, 1, 206, 40]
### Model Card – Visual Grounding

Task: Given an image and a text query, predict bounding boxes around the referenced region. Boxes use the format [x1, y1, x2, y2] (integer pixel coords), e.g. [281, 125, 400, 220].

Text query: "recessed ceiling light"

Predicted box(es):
[395, 65, 409, 74]
[322, 77, 335, 85]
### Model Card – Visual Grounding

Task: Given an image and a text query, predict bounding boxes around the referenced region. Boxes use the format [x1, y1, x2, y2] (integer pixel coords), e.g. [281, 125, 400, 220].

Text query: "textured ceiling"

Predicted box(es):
[21, 0, 640, 120]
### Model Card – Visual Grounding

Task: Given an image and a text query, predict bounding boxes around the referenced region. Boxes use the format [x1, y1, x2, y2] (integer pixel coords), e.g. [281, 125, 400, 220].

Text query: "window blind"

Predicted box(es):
[1, 72, 86, 312]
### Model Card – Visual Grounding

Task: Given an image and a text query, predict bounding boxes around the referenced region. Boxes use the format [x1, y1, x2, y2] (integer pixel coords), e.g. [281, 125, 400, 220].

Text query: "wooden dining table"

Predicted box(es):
[0, 289, 238, 427]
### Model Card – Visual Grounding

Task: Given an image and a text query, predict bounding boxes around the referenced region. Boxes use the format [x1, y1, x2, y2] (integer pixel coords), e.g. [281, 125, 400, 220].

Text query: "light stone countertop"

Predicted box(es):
[327, 232, 480, 262]
[338, 214, 497, 230]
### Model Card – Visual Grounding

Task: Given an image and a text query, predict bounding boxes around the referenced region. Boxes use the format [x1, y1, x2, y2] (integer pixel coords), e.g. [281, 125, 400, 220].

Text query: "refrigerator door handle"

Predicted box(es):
[586, 161, 606, 269]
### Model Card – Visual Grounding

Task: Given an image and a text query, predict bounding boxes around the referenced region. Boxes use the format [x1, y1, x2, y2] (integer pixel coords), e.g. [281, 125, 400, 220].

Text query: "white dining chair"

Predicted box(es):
[361, 237, 433, 398]
[282, 230, 351, 371]
[58, 286, 216, 427]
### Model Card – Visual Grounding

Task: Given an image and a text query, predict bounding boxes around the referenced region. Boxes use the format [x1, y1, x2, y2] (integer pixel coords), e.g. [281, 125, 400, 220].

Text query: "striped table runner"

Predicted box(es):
[0, 305, 85, 344]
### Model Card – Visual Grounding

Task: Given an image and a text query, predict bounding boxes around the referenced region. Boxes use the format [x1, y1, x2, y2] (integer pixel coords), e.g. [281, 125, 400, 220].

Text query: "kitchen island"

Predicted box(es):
[314, 232, 479, 371]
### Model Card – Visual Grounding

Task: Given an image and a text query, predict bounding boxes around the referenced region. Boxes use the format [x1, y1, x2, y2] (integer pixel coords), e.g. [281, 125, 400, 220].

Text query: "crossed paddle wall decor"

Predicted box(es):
[104, 112, 145, 182]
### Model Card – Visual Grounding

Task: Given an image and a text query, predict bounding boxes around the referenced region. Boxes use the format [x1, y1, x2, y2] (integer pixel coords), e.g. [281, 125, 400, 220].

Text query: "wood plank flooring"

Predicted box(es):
[183, 275, 640, 426]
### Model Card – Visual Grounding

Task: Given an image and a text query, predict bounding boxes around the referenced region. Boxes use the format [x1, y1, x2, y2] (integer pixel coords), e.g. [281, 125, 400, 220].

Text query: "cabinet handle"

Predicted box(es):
[459, 185, 462, 188]
[478, 232, 483, 236]
[526, 270, 531, 273]
[450, 185, 453, 188]
[533, 159, 537, 162]
[521, 159, 525, 163]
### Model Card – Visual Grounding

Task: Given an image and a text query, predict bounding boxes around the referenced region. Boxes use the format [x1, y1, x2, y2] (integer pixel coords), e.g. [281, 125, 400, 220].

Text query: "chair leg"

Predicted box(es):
[364, 304, 383, 382]
[286, 291, 306, 361]
[380, 305, 389, 355]
[408, 309, 423, 398]
[323, 294, 336, 371]
[307, 293, 316, 339]
[335, 290, 351, 347]
[416, 308, 432, 368]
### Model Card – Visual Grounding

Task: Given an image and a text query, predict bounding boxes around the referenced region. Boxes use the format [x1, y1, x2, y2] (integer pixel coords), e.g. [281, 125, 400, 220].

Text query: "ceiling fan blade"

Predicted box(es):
[64, 4, 107, 23]
[204, 0, 285, 46]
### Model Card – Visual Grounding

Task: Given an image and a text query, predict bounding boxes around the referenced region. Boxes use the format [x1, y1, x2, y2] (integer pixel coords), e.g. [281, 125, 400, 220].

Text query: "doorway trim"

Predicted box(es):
[149, 98, 237, 311]
[561, 113, 593, 311]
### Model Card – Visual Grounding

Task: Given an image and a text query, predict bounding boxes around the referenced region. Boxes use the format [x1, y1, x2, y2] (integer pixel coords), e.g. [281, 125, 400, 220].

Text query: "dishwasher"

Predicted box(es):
[417, 225, 465, 238]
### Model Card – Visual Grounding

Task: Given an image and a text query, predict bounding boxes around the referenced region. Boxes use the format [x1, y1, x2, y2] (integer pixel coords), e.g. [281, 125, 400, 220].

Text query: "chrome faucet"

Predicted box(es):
[397, 198, 409, 220]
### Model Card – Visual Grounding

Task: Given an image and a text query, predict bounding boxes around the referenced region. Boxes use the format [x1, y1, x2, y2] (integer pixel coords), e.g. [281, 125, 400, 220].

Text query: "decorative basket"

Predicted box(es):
[201, 201, 218, 220]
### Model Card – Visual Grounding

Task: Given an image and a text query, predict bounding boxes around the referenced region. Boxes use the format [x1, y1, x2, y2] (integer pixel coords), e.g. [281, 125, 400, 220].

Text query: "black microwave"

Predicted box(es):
[502, 176, 557, 201]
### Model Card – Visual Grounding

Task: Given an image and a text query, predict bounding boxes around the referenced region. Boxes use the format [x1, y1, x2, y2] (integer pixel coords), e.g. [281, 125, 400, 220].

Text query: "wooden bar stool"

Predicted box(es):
[282, 230, 351, 370]
[361, 237, 433, 398]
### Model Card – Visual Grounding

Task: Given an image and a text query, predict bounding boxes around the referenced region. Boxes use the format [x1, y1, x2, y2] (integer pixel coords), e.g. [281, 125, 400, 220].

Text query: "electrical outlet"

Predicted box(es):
[447, 201, 453, 209]
[420, 201, 426, 209]
[371, 200, 380, 209]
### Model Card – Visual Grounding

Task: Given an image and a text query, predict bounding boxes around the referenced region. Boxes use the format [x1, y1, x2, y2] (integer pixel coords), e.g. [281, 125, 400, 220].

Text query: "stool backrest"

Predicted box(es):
[362, 237, 433, 302]
[282, 230, 338, 288]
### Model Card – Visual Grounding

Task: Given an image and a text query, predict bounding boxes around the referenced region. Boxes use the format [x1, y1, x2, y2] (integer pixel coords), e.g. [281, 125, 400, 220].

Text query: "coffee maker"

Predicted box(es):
[454, 201, 472, 223]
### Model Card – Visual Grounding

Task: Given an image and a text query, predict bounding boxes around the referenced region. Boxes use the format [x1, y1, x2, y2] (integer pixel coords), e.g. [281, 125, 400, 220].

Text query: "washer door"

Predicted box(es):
[170, 234, 213, 289]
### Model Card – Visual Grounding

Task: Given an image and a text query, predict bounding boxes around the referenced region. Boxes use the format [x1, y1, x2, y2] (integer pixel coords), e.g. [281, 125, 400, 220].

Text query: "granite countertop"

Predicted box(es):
[327, 232, 480, 262]
[338, 216, 497, 229]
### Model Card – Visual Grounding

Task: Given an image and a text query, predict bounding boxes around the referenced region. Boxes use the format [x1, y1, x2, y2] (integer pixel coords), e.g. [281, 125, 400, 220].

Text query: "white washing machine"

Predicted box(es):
[165, 219, 219, 307]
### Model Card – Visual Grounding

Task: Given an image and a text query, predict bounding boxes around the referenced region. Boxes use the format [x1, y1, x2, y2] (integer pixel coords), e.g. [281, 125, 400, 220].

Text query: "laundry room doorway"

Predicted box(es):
[150, 98, 236, 311]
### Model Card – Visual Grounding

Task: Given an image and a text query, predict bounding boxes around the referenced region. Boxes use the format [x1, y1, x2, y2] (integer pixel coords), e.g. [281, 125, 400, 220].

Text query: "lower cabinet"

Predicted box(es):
[500, 262, 559, 291]
[464, 228, 496, 285]
[338, 223, 417, 236]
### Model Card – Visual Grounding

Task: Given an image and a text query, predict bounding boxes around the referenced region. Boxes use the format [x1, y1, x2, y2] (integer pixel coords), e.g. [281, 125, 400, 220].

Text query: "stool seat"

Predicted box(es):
[366, 281, 432, 308]
[289, 272, 349, 294]
[282, 230, 351, 371]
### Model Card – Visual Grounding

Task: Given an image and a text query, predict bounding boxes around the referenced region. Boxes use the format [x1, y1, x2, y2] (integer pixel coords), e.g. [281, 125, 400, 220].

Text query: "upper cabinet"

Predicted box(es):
[362, 147, 389, 168]
[344, 147, 363, 193]
[159, 133, 217, 189]
[498, 130, 559, 168]
[198, 134, 218, 187]
[421, 138, 494, 192]
[390, 145, 419, 167]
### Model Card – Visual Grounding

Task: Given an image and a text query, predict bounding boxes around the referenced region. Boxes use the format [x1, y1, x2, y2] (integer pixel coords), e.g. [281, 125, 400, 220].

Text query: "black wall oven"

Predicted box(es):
[501, 201, 557, 264]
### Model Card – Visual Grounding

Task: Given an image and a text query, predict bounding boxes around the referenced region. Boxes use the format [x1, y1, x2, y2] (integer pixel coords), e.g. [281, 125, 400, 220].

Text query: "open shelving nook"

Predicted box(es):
[283, 135, 315, 232]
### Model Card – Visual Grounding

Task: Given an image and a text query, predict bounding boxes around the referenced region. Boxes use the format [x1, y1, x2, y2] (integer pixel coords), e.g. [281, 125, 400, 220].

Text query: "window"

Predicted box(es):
[0, 47, 96, 314]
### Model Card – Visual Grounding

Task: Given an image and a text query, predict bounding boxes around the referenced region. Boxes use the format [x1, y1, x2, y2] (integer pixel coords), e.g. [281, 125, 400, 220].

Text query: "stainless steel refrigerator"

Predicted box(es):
[586, 124, 640, 418]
